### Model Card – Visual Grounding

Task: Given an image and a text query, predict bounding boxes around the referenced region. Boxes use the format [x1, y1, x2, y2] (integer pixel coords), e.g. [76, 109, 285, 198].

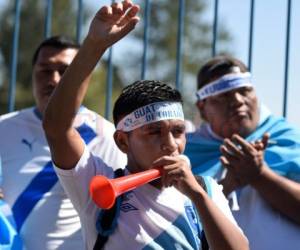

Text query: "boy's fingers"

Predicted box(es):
[112, 2, 123, 15]
[119, 4, 140, 25]
[122, 0, 134, 12]
[96, 5, 111, 17]
[113, 17, 139, 43]
[152, 156, 172, 167]
[161, 167, 179, 187]
[152, 155, 186, 167]
[126, 4, 140, 17]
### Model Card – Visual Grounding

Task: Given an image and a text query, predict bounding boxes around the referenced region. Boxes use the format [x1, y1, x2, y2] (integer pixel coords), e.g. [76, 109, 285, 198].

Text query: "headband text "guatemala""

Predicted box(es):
[117, 101, 184, 132]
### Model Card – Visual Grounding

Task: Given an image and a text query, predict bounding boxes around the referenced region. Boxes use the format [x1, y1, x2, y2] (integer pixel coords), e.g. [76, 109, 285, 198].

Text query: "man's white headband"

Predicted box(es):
[116, 101, 184, 132]
[196, 70, 252, 100]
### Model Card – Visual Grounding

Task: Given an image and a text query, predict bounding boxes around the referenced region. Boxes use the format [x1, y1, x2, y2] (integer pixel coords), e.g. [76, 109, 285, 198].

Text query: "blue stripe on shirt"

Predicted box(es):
[12, 123, 97, 232]
[142, 214, 200, 250]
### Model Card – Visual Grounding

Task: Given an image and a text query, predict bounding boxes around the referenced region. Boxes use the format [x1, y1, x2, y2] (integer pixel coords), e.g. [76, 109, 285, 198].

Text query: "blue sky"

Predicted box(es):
[1, 0, 299, 126]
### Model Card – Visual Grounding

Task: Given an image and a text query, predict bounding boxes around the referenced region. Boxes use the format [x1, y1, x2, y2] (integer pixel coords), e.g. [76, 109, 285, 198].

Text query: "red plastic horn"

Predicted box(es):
[89, 168, 162, 209]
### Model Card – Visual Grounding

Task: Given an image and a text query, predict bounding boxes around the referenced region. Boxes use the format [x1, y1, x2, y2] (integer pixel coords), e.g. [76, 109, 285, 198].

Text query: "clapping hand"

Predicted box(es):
[219, 133, 269, 193]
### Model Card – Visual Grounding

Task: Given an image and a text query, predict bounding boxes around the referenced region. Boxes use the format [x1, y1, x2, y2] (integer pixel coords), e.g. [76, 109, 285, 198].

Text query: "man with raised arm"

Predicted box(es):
[43, 1, 248, 249]
[0, 35, 126, 249]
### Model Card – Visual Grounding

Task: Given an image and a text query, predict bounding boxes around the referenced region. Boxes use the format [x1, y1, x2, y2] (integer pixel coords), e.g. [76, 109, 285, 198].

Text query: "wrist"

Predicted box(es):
[188, 184, 207, 204]
[83, 36, 107, 54]
[250, 163, 269, 187]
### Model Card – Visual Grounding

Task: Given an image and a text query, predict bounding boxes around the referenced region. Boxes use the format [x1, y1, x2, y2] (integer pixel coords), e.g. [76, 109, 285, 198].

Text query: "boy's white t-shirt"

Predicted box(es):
[55, 146, 239, 250]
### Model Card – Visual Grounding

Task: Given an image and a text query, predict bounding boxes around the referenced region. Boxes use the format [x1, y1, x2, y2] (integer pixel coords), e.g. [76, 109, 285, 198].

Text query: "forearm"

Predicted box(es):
[190, 190, 248, 250]
[252, 165, 300, 224]
[43, 38, 108, 169]
[42, 2, 140, 170]
[43, 37, 106, 136]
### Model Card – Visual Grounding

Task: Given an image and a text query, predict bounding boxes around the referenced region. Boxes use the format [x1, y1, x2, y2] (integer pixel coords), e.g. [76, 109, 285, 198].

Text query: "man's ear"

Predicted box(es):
[113, 130, 129, 154]
[196, 100, 207, 120]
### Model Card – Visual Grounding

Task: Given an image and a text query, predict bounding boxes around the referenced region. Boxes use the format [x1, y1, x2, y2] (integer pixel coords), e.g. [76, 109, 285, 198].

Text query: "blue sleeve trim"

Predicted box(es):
[202, 176, 212, 198]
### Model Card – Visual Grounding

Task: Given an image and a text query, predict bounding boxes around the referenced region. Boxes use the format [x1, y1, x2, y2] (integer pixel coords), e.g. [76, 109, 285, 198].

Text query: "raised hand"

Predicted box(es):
[87, 0, 140, 48]
[220, 133, 269, 186]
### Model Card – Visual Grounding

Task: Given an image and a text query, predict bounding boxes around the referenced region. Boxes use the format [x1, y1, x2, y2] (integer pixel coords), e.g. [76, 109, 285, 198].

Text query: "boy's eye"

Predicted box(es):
[148, 129, 161, 135]
[172, 128, 185, 137]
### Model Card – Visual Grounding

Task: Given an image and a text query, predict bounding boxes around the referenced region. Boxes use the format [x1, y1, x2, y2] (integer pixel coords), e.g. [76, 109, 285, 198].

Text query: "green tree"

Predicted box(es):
[0, 0, 123, 118]
[0, 0, 232, 122]
[117, 0, 231, 121]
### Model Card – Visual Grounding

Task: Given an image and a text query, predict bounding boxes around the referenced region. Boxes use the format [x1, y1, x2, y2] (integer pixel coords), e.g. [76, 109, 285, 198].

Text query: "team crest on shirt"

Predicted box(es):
[120, 203, 138, 212]
[120, 192, 138, 212]
[184, 203, 200, 235]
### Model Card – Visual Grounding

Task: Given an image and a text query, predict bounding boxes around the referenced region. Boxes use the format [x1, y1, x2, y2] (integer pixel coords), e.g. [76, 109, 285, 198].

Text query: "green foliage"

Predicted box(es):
[115, 0, 231, 121]
[0, 0, 232, 123]
[83, 61, 124, 120]
[0, 0, 80, 114]
[0, 0, 123, 119]
[120, 0, 231, 83]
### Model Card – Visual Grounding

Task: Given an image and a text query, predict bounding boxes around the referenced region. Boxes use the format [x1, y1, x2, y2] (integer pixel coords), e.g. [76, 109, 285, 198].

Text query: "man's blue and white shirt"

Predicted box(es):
[185, 104, 300, 250]
[0, 107, 126, 250]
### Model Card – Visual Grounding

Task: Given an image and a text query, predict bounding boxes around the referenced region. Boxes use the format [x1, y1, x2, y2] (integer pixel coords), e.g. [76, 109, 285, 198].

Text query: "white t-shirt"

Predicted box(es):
[233, 186, 300, 250]
[55, 146, 239, 250]
[0, 107, 126, 250]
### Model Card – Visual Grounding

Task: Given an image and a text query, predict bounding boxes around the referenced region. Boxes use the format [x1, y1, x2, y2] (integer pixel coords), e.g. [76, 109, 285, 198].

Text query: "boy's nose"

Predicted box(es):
[161, 133, 177, 153]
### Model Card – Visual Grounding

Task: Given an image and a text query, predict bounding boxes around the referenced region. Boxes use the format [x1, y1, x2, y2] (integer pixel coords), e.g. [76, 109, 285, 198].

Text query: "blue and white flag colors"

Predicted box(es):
[117, 102, 184, 132]
[0, 157, 23, 250]
[196, 72, 252, 100]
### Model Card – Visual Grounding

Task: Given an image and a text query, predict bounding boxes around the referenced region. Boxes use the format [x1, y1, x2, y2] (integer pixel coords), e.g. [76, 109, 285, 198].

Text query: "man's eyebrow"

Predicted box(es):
[174, 124, 186, 130]
[37, 62, 69, 68]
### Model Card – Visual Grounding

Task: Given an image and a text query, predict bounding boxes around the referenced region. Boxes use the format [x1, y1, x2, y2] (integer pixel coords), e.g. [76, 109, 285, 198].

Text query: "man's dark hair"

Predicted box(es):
[113, 80, 183, 126]
[197, 55, 248, 89]
[32, 35, 80, 65]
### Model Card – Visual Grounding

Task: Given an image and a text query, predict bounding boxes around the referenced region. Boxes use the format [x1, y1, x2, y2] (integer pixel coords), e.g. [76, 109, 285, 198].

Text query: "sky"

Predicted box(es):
[1, 0, 299, 126]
